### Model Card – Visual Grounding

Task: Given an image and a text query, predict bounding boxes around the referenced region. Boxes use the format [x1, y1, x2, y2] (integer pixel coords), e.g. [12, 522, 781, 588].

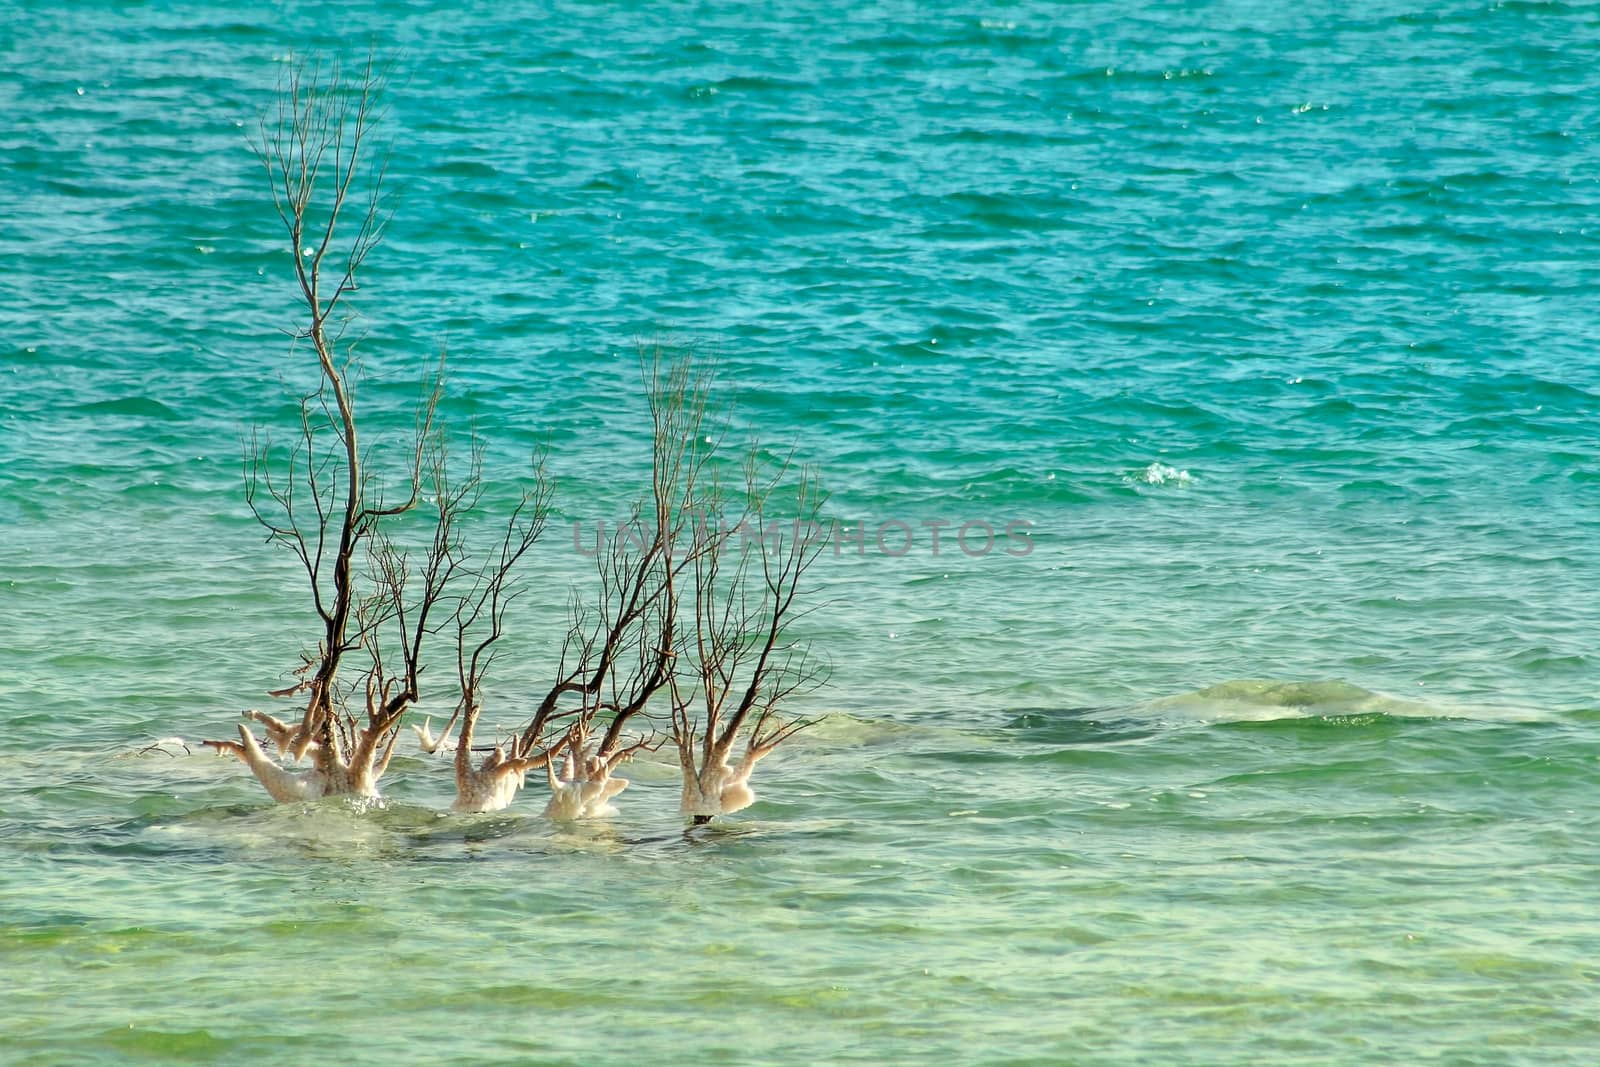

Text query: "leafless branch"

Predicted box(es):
[670, 408, 830, 820]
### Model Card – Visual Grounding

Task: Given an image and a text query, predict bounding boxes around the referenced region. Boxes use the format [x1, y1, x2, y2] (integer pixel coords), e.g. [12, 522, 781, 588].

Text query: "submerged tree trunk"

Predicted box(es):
[451, 706, 543, 813]
[445, 457, 553, 813]
[668, 434, 828, 823]
[208, 56, 454, 802]
[541, 727, 637, 820]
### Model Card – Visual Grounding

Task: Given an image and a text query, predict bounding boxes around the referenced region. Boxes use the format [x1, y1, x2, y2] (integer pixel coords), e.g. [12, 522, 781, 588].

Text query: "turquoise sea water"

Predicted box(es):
[4, 1, 1600, 1062]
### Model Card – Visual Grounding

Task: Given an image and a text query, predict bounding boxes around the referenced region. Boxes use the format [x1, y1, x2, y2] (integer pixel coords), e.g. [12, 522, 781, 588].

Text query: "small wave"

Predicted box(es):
[428, 160, 501, 179]
[1002, 706, 1156, 746]
[711, 75, 808, 93]
[790, 711, 924, 748]
[1152, 679, 1420, 719]
[1130, 461, 1193, 487]
[1140, 679, 1509, 722]
[73, 396, 181, 420]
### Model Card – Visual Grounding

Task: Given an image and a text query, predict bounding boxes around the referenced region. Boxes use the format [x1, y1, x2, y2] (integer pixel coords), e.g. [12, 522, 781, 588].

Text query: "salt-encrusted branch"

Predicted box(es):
[449, 456, 553, 812]
[671, 448, 829, 822]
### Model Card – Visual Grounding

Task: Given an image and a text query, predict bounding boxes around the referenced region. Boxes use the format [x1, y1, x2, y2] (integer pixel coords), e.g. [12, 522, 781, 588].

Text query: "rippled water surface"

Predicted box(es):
[4, 2, 1600, 1063]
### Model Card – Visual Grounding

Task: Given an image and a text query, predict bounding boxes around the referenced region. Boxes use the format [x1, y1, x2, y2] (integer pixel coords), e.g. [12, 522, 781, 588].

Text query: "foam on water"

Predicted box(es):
[1131, 460, 1193, 487]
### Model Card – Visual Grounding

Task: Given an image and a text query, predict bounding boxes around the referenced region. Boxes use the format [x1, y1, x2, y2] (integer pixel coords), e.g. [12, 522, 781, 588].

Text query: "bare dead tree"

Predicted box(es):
[670, 450, 830, 824]
[447, 456, 553, 812]
[346, 424, 480, 791]
[521, 348, 720, 819]
[202, 57, 832, 817]
[205, 55, 462, 799]
[538, 522, 674, 820]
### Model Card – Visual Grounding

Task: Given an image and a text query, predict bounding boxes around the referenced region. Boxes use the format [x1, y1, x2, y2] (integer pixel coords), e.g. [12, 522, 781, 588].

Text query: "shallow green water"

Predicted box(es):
[4, 1, 1600, 1063]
